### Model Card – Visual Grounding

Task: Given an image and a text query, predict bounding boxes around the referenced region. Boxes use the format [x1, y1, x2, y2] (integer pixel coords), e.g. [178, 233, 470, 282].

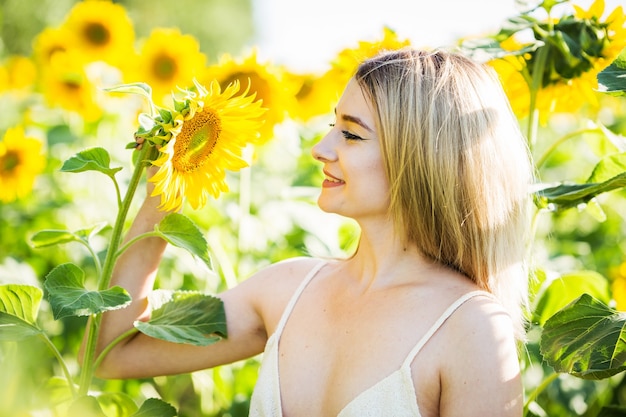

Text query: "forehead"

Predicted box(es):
[336, 78, 375, 124]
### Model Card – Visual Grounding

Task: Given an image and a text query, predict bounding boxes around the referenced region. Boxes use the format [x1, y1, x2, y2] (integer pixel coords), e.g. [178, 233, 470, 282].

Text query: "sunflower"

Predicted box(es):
[40, 51, 102, 121]
[0, 56, 37, 92]
[0, 127, 46, 203]
[61, 0, 135, 68]
[611, 261, 626, 310]
[286, 70, 340, 122]
[32, 26, 76, 67]
[146, 79, 266, 211]
[202, 49, 297, 143]
[488, 0, 626, 119]
[329, 27, 412, 90]
[133, 28, 207, 105]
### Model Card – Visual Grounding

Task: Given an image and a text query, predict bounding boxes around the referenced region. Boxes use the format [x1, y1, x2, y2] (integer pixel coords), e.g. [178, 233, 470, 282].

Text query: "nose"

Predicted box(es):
[311, 130, 337, 162]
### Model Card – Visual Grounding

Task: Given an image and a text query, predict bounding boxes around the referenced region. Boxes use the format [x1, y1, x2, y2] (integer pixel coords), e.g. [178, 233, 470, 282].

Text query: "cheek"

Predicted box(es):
[360, 160, 389, 197]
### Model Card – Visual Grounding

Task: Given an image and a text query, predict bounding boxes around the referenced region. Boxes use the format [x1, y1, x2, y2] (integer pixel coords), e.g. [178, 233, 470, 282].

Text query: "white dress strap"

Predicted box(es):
[273, 260, 327, 337]
[402, 290, 493, 368]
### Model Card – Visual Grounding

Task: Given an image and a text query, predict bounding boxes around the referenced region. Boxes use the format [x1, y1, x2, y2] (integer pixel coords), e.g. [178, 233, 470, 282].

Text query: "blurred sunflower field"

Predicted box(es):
[1, 0, 626, 416]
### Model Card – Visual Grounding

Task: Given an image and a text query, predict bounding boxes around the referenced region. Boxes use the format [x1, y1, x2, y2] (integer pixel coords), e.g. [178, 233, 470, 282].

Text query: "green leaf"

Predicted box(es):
[75, 222, 109, 241]
[60, 147, 123, 177]
[154, 213, 211, 268]
[0, 285, 44, 341]
[96, 392, 139, 417]
[540, 294, 626, 379]
[67, 395, 107, 417]
[30, 223, 108, 249]
[532, 270, 610, 326]
[30, 229, 77, 248]
[104, 82, 153, 101]
[534, 172, 626, 211]
[44, 263, 131, 319]
[135, 290, 226, 346]
[0, 284, 42, 324]
[598, 47, 626, 96]
[587, 152, 626, 183]
[131, 398, 177, 417]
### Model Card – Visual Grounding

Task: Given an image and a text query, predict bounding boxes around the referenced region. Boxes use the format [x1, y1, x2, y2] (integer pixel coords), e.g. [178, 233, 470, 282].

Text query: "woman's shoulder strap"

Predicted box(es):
[402, 290, 494, 367]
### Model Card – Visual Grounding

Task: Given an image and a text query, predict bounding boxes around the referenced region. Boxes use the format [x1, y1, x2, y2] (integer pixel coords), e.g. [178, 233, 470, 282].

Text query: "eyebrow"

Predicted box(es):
[335, 109, 374, 133]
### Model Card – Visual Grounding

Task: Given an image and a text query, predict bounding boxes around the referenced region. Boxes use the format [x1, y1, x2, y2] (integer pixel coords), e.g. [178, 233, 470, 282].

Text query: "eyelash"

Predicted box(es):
[328, 123, 365, 141]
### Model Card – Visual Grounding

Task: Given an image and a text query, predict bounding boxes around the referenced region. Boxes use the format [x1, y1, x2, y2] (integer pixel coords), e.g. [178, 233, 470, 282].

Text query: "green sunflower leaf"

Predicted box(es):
[154, 213, 211, 268]
[30, 223, 108, 248]
[532, 270, 610, 326]
[67, 395, 107, 417]
[0, 284, 44, 341]
[134, 290, 226, 346]
[540, 293, 626, 379]
[131, 398, 177, 417]
[598, 47, 626, 96]
[61, 147, 123, 177]
[587, 152, 626, 183]
[44, 263, 131, 320]
[534, 171, 626, 211]
[94, 392, 138, 417]
[104, 82, 153, 102]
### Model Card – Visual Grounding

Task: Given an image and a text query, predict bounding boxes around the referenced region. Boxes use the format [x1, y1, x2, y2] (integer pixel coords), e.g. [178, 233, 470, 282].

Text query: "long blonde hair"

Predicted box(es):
[355, 49, 534, 339]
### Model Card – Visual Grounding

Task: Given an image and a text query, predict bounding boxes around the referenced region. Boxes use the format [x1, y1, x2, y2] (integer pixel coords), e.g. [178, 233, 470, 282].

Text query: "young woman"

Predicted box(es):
[92, 48, 534, 416]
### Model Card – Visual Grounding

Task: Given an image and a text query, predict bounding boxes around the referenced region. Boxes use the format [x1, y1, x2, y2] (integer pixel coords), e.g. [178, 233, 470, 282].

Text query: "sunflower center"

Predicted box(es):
[84, 22, 111, 47]
[172, 109, 222, 173]
[1, 151, 20, 173]
[152, 54, 178, 81]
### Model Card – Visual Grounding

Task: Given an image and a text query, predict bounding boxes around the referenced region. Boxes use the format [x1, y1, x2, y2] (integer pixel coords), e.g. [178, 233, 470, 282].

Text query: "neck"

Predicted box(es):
[343, 221, 435, 290]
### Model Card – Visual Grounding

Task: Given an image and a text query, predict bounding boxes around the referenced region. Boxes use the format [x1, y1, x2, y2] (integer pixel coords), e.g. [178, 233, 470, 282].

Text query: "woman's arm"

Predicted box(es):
[87, 170, 269, 379]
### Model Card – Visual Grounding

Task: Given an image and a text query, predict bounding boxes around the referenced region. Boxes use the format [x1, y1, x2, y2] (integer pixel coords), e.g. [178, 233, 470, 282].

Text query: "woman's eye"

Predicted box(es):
[342, 130, 364, 141]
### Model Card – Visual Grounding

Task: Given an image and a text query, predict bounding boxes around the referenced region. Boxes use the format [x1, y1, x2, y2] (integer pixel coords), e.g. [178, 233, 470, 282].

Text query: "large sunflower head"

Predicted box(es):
[142, 79, 266, 211]
[61, 0, 135, 68]
[132, 28, 207, 105]
[487, 0, 626, 119]
[202, 49, 297, 143]
[0, 127, 46, 203]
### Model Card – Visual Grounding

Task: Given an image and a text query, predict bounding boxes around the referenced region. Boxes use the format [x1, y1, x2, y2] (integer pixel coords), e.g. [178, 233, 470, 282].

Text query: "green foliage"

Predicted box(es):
[153, 213, 212, 269]
[0, 284, 43, 340]
[61, 147, 123, 178]
[44, 263, 131, 319]
[135, 290, 226, 346]
[598, 47, 626, 96]
[541, 294, 626, 379]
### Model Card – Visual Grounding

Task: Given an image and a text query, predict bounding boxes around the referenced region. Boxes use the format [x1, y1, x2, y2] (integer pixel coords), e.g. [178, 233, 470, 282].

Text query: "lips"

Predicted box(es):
[322, 170, 344, 187]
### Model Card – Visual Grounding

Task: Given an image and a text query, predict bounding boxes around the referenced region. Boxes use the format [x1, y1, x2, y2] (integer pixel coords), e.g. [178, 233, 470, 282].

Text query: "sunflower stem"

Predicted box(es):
[523, 371, 560, 416]
[115, 231, 160, 259]
[535, 127, 603, 169]
[526, 43, 549, 152]
[78, 144, 151, 396]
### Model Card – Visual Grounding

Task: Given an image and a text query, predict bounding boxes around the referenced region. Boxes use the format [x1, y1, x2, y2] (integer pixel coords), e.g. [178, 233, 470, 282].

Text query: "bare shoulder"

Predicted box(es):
[438, 294, 523, 416]
[246, 256, 328, 286]
[222, 257, 329, 335]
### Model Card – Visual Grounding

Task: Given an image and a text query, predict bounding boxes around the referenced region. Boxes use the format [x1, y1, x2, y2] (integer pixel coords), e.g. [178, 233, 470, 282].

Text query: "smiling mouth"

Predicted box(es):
[324, 173, 344, 184]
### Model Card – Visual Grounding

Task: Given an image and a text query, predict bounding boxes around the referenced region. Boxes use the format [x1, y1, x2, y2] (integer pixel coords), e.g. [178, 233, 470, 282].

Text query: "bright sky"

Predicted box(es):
[252, 0, 623, 72]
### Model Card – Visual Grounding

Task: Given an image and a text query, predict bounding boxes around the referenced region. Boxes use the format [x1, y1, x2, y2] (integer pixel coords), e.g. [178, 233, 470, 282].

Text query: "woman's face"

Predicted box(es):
[312, 78, 390, 221]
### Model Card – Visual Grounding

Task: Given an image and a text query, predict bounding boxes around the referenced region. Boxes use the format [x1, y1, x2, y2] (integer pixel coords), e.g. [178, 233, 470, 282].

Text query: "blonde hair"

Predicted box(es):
[355, 49, 534, 339]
